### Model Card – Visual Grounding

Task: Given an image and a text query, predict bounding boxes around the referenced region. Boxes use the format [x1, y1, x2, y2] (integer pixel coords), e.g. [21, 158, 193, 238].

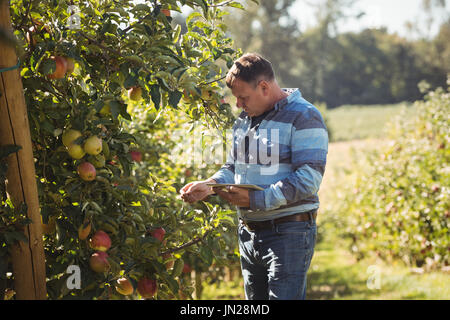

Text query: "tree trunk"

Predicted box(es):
[0, 0, 47, 300]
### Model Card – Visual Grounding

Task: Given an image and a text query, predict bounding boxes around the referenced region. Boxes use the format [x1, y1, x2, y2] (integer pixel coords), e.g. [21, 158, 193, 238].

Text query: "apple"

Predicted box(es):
[42, 216, 56, 235]
[26, 26, 37, 46]
[77, 162, 96, 181]
[99, 102, 111, 115]
[161, 9, 171, 17]
[137, 277, 157, 299]
[62, 129, 82, 147]
[78, 221, 92, 240]
[67, 143, 86, 160]
[182, 263, 192, 274]
[89, 251, 110, 273]
[163, 253, 174, 269]
[115, 277, 134, 295]
[201, 89, 214, 101]
[129, 150, 142, 162]
[47, 56, 67, 79]
[128, 86, 142, 101]
[151, 227, 165, 242]
[89, 230, 111, 252]
[89, 154, 106, 168]
[83, 135, 102, 155]
[65, 57, 75, 74]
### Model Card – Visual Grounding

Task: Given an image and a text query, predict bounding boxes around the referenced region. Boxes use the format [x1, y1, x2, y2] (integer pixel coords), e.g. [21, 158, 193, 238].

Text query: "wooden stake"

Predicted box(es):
[0, 0, 47, 299]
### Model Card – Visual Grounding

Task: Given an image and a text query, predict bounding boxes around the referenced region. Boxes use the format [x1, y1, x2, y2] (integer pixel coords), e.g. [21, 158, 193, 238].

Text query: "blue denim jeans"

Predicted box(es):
[238, 217, 317, 300]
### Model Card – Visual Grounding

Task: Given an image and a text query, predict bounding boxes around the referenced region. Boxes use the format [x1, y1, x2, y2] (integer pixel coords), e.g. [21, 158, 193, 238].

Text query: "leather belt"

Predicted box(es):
[240, 210, 317, 231]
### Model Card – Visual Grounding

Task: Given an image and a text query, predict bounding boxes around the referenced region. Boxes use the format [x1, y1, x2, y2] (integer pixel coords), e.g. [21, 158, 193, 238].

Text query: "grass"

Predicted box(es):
[326, 102, 416, 142]
[201, 236, 450, 300]
[307, 237, 450, 300]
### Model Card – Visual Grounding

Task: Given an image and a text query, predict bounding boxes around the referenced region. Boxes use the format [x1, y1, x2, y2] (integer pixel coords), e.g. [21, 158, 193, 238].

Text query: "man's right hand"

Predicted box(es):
[180, 179, 216, 204]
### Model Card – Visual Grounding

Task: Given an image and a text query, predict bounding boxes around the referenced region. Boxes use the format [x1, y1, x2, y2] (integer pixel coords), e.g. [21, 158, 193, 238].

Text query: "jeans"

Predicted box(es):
[238, 217, 317, 300]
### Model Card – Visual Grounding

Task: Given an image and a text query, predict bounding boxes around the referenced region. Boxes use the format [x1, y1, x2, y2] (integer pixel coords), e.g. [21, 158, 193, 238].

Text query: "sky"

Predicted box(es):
[289, 0, 447, 39]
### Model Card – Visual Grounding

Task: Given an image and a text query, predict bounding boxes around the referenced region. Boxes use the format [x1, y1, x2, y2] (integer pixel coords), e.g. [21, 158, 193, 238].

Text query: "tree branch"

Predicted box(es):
[160, 229, 212, 256]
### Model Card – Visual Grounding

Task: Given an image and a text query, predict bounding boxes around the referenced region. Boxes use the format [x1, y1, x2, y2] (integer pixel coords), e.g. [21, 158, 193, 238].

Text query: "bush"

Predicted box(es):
[340, 83, 449, 269]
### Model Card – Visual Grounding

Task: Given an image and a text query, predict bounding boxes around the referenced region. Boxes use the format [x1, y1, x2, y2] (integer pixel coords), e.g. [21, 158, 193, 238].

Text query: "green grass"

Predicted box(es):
[201, 237, 450, 300]
[307, 237, 450, 300]
[326, 102, 416, 142]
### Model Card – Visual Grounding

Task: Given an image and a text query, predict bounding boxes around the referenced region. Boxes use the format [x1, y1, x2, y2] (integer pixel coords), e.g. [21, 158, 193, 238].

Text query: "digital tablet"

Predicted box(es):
[206, 183, 264, 191]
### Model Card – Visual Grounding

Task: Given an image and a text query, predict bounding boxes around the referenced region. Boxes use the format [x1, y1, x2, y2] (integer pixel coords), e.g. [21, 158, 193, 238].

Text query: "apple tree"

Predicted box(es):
[5, 0, 245, 299]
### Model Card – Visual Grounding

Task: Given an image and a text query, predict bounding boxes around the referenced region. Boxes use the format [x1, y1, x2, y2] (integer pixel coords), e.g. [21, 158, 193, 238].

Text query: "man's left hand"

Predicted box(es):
[213, 186, 250, 207]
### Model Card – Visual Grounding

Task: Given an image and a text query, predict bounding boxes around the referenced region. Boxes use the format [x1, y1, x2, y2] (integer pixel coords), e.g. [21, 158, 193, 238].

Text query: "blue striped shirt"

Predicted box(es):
[210, 89, 329, 221]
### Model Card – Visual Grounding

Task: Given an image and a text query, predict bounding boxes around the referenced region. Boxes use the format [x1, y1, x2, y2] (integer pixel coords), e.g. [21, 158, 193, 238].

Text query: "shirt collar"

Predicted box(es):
[274, 88, 301, 111]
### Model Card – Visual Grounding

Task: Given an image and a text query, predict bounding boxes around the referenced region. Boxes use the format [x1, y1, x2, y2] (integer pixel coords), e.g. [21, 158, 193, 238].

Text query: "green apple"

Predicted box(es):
[84, 136, 102, 155]
[89, 154, 106, 168]
[67, 143, 86, 159]
[128, 86, 142, 101]
[62, 129, 82, 147]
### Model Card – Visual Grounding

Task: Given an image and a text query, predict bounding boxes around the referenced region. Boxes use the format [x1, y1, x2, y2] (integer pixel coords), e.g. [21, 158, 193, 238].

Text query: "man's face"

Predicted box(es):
[231, 78, 269, 117]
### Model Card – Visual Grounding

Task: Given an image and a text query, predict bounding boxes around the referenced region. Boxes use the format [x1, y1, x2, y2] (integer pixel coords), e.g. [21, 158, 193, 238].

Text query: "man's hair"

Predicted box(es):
[225, 53, 275, 88]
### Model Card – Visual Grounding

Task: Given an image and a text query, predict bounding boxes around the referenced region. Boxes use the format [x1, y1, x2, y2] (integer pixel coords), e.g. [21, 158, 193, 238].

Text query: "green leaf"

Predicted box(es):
[168, 90, 182, 109]
[200, 246, 213, 265]
[150, 84, 161, 110]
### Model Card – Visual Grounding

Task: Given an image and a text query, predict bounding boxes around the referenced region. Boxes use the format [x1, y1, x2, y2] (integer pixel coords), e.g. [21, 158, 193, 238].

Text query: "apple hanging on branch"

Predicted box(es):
[89, 251, 110, 273]
[151, 227, 166, 242]
[47, 55, 67, 79]
[115, 277, 134, 296]
[137, 277, 157, 299]
[77, 162, 96, 181]
[84, 135, 102, 155]
[89, 230, 111, 252]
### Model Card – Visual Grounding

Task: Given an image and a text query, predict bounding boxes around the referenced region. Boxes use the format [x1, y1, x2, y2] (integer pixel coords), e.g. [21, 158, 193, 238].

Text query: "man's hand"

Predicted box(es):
[213, 186, 250, 207]
[180, 180, 215, 204]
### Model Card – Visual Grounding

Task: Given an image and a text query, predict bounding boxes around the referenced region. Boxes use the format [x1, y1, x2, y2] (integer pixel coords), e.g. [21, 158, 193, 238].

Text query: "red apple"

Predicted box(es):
[182, 263, 192, 274]
[89, 251, 110, 273]
[184, 169, 192, 177]
[89, 230, 111, 252]
[137, 277, 157, 299]
[161, 9, 171, 17]
[151, 227, 165, 242]
[78, 221, 92, 240]
[163, 253, 174, 270]
[48, 56, 67, 79]
[77, 162, 96, 181]
[115, 277, 134, 295]
[129, 150, 142, 162]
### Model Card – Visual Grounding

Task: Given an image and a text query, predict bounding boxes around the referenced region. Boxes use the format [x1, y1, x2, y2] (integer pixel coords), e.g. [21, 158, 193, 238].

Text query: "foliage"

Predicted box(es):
[225, 0, 450, 108]
[0, 145, 31, 300]
[5, 0, 245, 299]
[339, 84, 449, 269]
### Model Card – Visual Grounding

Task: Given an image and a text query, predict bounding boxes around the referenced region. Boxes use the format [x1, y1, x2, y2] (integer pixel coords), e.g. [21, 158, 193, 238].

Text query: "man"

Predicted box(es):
[180, 53, 328, 300]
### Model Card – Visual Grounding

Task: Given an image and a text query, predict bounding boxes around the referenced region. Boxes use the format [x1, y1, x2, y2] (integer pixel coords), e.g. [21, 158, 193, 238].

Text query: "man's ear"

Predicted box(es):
[259, 80, 270, 95]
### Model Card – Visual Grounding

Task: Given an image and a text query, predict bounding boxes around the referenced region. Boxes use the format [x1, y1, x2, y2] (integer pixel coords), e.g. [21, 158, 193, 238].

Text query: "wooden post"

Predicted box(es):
[0, 0, 47, 299]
